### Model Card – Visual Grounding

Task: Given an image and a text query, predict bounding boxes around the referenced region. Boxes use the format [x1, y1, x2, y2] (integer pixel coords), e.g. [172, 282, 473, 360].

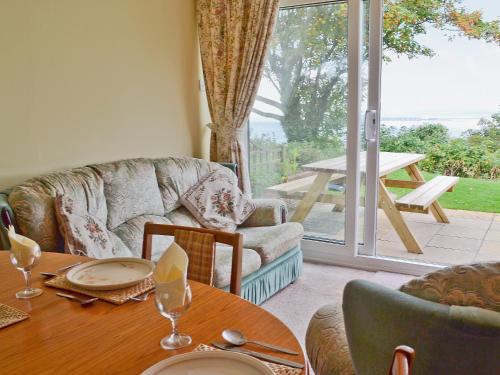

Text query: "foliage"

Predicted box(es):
[421, 139, 495, 179]
[253, 0, 500, 144]
[249, 135, 343, 195]
[379, 115, 500, 179]
[464, 112, 500, 161]
[380, 123, 449, 153]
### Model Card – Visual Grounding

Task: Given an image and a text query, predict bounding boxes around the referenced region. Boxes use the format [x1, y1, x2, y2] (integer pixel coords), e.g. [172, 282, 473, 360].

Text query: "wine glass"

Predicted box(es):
[9, 239, 43, 299]
[154, 282, 192, 350]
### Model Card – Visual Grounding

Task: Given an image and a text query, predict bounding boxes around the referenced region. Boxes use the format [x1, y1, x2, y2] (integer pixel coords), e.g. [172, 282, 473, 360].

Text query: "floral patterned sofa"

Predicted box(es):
[0, 157, 304, 305]
[305, 262, 500, 375]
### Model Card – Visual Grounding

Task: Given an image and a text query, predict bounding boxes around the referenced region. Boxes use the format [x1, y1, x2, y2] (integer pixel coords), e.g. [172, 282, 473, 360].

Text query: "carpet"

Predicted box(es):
[260, 261, 413, 348]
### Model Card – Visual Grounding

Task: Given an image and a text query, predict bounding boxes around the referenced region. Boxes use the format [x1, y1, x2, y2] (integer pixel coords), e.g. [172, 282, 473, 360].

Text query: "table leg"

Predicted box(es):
[404, 164, 450, 223]
[291, 172, 332, 222]
[378, 179, 423, 254]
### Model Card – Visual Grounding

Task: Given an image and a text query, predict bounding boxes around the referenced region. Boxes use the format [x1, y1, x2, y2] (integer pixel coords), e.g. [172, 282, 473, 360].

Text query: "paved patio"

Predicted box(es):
[285, 200, 500, 266]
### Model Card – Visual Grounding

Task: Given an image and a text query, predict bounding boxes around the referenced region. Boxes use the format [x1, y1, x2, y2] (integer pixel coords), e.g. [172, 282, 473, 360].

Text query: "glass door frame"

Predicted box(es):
[280, 0, 441, 275]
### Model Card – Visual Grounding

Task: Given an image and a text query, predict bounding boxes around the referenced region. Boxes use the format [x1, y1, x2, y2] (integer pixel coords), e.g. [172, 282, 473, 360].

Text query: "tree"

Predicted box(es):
[253, 0, 500, 144]
[465, 111, 500, 154]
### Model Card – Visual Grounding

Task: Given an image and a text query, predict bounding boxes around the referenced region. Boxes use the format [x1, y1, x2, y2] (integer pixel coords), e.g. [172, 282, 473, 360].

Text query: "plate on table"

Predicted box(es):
[66, 258, 154, 290]
[141, 351, 274, 375]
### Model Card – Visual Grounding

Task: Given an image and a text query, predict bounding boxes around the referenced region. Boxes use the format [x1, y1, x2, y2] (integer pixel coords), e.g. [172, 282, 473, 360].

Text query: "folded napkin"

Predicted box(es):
[154, 242, 189, 310]
[7, 226, 41, 268]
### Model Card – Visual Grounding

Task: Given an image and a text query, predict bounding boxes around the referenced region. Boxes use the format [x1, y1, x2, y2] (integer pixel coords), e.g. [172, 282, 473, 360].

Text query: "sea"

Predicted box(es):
[249, 115, 487, 143]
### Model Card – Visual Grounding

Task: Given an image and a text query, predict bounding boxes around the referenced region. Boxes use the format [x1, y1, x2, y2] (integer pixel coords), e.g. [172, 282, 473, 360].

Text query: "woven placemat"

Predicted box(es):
[0, 304, 29, 329]
[194, 344, 303, 375]
[45, 274, 154, 305]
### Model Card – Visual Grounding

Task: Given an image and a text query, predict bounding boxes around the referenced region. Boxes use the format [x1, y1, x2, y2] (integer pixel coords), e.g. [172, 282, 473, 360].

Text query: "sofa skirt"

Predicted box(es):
[222, 246, 303, 305]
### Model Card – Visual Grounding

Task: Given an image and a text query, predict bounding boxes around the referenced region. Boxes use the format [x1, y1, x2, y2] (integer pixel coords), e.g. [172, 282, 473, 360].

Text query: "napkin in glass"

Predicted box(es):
[7, 226, 41, 268]
[153, 241, 189, 310]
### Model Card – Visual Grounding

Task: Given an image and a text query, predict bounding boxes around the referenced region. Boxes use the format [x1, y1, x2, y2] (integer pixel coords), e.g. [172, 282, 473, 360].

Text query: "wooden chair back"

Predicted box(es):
[389, 345, 415, 375]
[142, 223, 243, 296]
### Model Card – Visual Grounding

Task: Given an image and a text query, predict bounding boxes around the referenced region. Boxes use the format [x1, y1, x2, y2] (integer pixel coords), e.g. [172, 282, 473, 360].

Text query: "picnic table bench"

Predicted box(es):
[266, 152, 458, 254]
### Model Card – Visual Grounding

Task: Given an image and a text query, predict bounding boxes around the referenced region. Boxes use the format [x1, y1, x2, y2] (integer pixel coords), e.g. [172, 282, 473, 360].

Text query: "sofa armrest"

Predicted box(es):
[0, 191, 15, 250]
[240, 199, 287, 227]
[218, 162, 238, 176]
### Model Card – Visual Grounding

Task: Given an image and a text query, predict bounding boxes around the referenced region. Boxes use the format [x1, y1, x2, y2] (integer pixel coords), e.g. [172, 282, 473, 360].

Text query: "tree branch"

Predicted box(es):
[251, 108, 284, 121]
[263, 71, 281, 94]
[255, 95, 284, 111]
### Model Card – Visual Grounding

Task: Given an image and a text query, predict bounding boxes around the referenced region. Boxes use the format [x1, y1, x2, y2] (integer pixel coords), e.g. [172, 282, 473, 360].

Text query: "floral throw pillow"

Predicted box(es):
[54, 194, 131, 258]
[180, 169, 256, 232]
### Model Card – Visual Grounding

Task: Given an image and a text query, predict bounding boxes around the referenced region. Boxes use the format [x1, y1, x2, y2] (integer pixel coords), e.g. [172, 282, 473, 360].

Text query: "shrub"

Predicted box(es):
[421, 139, 497, 178]
[380, 122, 499, 179]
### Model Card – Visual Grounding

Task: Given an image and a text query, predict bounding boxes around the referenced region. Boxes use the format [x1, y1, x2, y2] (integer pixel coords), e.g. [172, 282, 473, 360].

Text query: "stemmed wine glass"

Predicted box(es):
[154, 282, 192, 350]
[8, 229, 43, 299]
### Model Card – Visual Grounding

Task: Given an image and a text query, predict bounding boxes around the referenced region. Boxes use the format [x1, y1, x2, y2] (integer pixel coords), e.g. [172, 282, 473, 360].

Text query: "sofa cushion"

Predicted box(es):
[166, 207, 202, 228]
[54, 194, 132, 258]
[213, 245, 262, 288]
[8, 167, 107, 251]
[181, 169, 255, 232]
[237, 223, 304, 265]
[400, 262, 500, 313]
[91, 159, 164, 229]
[154, 157, 224, 213]
[112, 214, 173, 258]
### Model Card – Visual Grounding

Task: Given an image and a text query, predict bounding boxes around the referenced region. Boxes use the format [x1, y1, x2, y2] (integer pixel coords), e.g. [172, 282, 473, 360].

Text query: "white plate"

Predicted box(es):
[66, 258, 154, 290]
[141, 351, 274, 375]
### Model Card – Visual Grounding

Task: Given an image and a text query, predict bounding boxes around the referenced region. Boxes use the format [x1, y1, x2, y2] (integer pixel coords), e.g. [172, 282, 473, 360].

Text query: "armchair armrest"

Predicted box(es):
[240, 198, 287, 227]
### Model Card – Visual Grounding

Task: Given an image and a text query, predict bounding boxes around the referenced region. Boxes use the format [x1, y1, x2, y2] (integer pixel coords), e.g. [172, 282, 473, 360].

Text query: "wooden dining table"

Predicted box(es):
[0, 251, 308, 374]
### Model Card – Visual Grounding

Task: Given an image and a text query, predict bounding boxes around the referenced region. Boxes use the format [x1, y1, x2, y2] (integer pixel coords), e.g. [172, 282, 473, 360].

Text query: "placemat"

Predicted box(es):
[194, 344, 303, 375]
[45, 274, 154, 305]
[0, 304, 29, 329]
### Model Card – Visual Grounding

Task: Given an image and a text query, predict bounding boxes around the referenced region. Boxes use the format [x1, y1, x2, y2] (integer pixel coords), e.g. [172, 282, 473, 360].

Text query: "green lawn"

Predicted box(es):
[387, 170, 500, 213]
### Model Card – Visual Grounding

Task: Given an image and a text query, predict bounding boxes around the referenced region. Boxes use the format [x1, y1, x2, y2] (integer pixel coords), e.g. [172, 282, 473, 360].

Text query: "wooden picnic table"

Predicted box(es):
[290, 151, 458, 254]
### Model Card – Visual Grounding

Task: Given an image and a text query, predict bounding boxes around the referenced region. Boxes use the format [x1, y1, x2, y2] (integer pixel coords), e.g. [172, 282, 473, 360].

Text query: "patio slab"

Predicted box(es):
[287, 201, 499, 266]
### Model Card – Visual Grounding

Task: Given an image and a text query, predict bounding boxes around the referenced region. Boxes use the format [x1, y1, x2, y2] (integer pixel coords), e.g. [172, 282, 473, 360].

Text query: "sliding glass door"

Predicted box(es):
[248, 0, 388, 263]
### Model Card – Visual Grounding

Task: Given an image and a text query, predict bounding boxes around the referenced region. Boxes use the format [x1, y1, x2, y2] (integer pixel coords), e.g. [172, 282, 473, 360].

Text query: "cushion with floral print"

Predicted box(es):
[54, 194, 133, 258]
[180, 169, 255, 232]
[400, 262, 500, 313]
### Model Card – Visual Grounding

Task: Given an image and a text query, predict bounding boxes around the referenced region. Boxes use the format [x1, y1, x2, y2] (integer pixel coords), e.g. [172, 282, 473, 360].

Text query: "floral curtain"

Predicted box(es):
[197, 0, 279, 194]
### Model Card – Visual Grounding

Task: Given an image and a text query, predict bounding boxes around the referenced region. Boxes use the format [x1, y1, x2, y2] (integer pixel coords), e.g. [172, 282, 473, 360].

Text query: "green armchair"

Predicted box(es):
[306, 262, 500, 375]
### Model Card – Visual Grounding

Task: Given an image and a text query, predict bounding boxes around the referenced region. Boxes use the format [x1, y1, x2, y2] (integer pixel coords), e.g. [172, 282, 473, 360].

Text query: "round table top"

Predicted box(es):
[0, 251, 307, 374]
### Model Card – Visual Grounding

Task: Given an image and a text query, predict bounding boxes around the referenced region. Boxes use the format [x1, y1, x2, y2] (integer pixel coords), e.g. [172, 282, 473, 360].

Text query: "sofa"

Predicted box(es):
[305, 262, 500, 375]
[0, 157, 304, 305]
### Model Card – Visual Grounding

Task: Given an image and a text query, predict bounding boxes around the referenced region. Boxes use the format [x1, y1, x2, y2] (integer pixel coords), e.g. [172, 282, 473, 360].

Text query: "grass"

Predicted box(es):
[387, 170, 500, 213]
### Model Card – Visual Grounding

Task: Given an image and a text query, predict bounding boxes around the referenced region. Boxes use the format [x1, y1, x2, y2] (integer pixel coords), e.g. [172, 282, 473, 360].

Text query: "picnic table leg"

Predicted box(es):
[291, 172, 332, 222]
[404, 165, 450, 223]
[378, 179, 423, 254]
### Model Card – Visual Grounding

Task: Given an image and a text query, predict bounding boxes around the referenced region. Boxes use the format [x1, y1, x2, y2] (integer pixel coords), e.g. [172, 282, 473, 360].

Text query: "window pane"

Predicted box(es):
[249, 1, 348, 244]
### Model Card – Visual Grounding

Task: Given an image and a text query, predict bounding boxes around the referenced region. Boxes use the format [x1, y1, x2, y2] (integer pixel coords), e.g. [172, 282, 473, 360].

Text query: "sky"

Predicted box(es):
[381, 0, 500, 118]
[251, 0, 500, 123]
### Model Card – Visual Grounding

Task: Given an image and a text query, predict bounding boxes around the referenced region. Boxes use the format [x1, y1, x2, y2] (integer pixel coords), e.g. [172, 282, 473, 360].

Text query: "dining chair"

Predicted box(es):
[389, 346, 415, 375]
[142, 223, 243, 296]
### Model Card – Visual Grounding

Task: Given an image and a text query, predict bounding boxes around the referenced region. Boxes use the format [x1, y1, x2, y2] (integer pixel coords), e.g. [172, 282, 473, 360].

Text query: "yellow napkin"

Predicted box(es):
[7, 226, 41, 268]
[153, 242, 189, 310]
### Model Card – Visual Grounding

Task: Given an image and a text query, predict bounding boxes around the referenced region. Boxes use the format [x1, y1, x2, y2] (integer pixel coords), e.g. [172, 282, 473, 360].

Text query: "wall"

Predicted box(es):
[0, 0, 200, 190]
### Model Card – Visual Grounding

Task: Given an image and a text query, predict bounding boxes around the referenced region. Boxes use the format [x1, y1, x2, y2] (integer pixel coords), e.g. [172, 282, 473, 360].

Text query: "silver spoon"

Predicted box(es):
[56, 292, 98, 306]
[222, 329, 299, 356]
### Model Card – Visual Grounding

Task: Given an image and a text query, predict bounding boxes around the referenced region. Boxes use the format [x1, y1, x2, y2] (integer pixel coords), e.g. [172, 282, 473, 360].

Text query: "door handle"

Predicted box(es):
[364, 110, 378, 142]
